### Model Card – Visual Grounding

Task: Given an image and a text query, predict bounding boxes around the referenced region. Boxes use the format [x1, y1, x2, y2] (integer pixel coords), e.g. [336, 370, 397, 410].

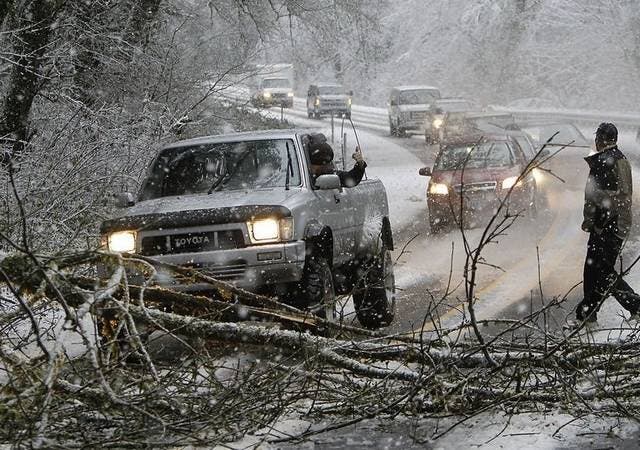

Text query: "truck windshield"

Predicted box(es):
[435, 142, 514, 170]
[140, 139, 301, 200]
[262, 78, 290, 88]
[399, 90, 440, 105]
[319, 86, 346, 95]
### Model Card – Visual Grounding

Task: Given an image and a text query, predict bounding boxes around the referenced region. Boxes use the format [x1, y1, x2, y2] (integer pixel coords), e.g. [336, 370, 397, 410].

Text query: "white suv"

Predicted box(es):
[388, 86, 441, 137]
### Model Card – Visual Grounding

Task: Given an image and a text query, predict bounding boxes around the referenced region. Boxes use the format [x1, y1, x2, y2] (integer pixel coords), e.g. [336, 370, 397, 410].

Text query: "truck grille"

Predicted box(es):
[411, 111, 427, 119]
[141, 230, 245, 256]
[453, 181, 497, 193]
[322, 100, 346, 108]
[177, 262, 247, 282]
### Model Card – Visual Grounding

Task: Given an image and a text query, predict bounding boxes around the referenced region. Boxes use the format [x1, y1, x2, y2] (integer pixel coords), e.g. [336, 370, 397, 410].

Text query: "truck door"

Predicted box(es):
[313, 180, 357, 266]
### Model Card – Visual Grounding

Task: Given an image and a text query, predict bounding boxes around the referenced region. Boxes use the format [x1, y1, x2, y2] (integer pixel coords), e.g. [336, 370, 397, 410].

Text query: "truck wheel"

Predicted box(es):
[353, 250, 395, 329]
[308, 111, 313, 118]
[389, 120, 397, 136]
[301, 255, 336, 323]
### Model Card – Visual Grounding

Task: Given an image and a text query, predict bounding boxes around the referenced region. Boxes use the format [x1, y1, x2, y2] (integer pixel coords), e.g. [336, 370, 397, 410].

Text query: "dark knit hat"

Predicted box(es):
[309, 142, 334, 166]
[596, 122, 618, 143]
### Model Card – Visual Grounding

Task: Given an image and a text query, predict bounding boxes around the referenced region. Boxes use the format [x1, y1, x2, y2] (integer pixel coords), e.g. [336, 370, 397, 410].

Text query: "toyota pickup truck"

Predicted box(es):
[100, 130, 395, 329]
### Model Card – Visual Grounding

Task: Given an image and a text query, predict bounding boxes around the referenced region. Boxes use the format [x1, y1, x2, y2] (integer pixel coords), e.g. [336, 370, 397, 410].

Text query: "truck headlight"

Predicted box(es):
[428, 183, 449, 195]
[263, 92, 272, 99]
[107, 230, 136, 253]
[315, 98, 320, 106]
[347, 97, 352, 106]
[502, 176, 522, 190]
[287, 92, 294, 97]
[248, 217, 293, 244]
[433, 118, 444, 129]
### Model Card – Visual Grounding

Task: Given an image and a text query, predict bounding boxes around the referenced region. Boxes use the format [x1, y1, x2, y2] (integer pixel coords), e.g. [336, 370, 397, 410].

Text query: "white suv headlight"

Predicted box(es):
[248, 217, 293, 244]
[263, 92, 272, 99]
[107, 230, 136, 253]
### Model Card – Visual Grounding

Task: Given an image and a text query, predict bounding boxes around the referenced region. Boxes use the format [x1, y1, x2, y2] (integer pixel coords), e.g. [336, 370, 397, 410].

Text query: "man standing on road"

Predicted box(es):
[574, 122, 640, 327]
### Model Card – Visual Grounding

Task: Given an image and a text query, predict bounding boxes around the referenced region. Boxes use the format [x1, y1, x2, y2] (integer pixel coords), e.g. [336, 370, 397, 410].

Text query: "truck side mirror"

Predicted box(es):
[418, 167, 432, 177]
[315, 174, 341, 190]
[115, 192, 136, 208]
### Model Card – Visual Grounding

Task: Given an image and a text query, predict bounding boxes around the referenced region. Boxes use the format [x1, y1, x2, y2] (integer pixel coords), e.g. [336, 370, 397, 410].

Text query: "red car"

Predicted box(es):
[419, 134, 542, 234]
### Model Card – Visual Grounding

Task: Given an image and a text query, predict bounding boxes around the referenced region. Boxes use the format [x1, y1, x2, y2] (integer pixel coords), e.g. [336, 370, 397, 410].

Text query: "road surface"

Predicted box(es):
[259, 98, 640, 336]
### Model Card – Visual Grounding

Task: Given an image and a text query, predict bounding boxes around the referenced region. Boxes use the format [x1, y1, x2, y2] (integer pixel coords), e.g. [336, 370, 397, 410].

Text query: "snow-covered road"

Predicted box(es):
[263, 97, 640, 336]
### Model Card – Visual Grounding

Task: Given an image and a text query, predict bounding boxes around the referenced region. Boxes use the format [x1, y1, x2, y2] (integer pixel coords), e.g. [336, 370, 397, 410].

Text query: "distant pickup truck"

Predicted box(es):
[100, 130, 395, 329]
[251, 77, 294, 108]
[306, 83, 352, 119]
[388, 85, 441, 137]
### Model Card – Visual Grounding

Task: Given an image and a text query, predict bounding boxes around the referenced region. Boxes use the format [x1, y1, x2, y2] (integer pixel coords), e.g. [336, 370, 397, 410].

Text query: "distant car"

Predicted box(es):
[306, 84, 352, 119]
[419, 133, 543, 234]
[519, 122, 591, 150]
[424, 98, 479, 144]
[519, 121, 592, 190]
[251, 77, 294, 108]
[388, 86, 441, 137]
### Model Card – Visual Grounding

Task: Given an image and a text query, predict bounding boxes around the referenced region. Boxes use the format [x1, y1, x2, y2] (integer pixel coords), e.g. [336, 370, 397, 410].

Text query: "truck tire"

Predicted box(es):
[353, 250, 395, 329]
[389, 119, 397, 136]
[300, 255, 336, 323]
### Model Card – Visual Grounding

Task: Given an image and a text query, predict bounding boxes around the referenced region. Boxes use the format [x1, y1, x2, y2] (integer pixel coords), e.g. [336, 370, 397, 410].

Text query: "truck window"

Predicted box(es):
[398, 89, 440, 105]
[140, 139, 301, 200]
[318, 85, 346, 95]
[262, 78, 290, 88]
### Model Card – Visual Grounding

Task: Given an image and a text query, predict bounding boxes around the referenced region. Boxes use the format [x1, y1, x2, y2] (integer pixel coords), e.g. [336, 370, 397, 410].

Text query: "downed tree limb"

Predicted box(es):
[129, 306, 422, 382]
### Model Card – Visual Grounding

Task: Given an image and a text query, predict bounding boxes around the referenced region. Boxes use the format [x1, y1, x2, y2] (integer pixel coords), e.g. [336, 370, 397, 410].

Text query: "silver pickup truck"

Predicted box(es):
[100, 130, 395, 329]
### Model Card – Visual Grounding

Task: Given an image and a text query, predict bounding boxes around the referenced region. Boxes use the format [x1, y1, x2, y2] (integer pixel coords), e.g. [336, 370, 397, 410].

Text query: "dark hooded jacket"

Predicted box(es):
[582, 145, 633, 239]
[312, 160, 367, 188]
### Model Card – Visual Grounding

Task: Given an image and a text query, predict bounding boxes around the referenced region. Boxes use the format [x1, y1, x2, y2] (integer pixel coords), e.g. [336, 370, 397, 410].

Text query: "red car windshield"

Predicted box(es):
[435, 142, 514, 170]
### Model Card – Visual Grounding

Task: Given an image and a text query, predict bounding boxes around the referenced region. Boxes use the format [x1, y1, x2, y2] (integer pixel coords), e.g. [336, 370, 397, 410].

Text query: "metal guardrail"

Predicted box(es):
[490, 107, 640, 132]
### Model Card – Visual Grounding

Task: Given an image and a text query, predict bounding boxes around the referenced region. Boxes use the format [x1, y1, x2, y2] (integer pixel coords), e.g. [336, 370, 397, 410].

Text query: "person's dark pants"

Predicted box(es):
[577, 231, 640, 321]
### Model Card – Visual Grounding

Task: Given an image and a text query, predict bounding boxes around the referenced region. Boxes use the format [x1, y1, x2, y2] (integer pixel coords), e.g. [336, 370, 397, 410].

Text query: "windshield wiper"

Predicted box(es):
[207, 156, 228, 194]
[285, 142, 293, 190]
[207, 171, 227, 194]
[208, 148, 254, 193]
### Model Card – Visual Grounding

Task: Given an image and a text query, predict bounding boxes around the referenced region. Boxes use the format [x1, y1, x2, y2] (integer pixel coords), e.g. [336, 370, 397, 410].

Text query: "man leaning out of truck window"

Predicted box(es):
[308, 139, 367, 188]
